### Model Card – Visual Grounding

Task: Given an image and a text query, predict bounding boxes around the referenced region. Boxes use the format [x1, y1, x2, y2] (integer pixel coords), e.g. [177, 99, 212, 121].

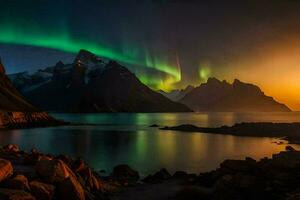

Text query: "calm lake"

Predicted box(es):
[1, 112, 300, 176]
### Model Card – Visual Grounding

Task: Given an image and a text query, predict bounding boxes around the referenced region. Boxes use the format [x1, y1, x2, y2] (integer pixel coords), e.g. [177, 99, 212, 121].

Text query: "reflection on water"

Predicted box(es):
[0, 112, 300, 176]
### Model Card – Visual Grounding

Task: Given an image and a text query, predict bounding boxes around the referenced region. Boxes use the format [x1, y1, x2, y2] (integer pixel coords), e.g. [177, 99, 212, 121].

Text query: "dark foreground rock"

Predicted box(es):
[113, 149, 300, 200]
[0, 144, 114, 200]
[1, 144, 300, 200]
[160, 122, 300, 144]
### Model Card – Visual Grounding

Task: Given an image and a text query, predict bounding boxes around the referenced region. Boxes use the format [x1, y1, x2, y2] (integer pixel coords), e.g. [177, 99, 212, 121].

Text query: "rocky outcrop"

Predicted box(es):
[160, 122, 300, 144]
[0, 159, 13, 182]
[3, 175, 30, 191]
[143, 168, 172, 183]
[0, 144, 109, 200]
[1, 144, 300, 200]
[29, 181, 55, 200]
[0, 58, 64, 128]
[0, 188, 36, 200]
[0, 111, 63, 129]
[113, 164, 140, 186]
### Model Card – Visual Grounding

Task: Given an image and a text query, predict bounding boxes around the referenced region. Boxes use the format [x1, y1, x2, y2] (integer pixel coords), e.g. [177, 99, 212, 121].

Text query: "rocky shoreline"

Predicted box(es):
[0, 145, 300, 199]
[159, 122, 300, 144]
[0, 111, 68, 129]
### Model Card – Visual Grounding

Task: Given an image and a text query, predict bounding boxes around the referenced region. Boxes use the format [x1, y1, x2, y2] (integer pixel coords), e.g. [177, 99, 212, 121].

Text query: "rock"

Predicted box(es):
[30, 181, 55, 200]
[149, 124, 159, 127]
[143, 168, 171, 183]
[233, 173, 259, 189]
[174, 186, 212, 200]
[153, 168, 171, 180]
[286, 146, 296, 151]
[24, 151, 52, 165]
[57, 177, 85, 200]
[24, 153, 42, 165]
[30, 148, 39, 155]
[0, 159, 13, 183]
[35, 159, 70, 183]
[271, 151, 300, 169]
[196, 170, 223, 187]
[113, 164, 139, 180]
[173, 171, 188, 179]
[287, 195, 300, 200]
[56, 154, 73, 168]
[78, 167, 103, 192]
[3, 175, 30, 191]
[2, 144, 20, 152]
[36, 159, 85, 199]
[72, 158, 86, 173]
[220, 159, 257, 174]
[0, 188, 36, 200]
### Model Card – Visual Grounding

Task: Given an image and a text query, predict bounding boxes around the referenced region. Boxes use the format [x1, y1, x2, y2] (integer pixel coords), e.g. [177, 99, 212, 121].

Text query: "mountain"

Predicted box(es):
[0, 58, 60, 128]
[179, 77, 291, 112]
[159, 85, 194, 101]
[9, 50, 191, 113]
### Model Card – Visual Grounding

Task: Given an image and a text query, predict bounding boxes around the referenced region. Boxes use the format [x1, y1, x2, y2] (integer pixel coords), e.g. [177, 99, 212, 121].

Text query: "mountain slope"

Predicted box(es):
[179, 78, 291, 112]
[159, 85, 194, 102]
[11, 50, 191, 113]
[0, 58, 61, 128]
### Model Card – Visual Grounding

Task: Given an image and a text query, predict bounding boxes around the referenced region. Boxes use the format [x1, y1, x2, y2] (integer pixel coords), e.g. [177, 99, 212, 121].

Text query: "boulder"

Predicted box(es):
[173, 171, 188, 179]
[233, 173, 259, 189]
[286, 146, 296, 151]
[143, 168, 171, 183]
[57, 176, 85, 200]
[35, 159, 70, 183]
[271, 151, 300, 169]
[78, 167, 103, 192]
[72, 158, 86, 173]
[2, 144, 20, 152]
[174, 186, 212, 200]
[149, 124, 159, 127]
[196, 170, 223, 187]
[30, 181, 55, 200]
[25, 152, 52, 165]
[56, 154, 73, 168]
[0, 159, 13, 183]
[0, 188, 36, 200]
[113, 164, 139, 180]
[153, 168, 171, 180]
[220, 159, 257, 174]
[3, 174, 30, 191]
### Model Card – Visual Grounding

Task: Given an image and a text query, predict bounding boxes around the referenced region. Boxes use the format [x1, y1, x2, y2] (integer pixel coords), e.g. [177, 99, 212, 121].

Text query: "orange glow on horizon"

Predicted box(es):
[215, 36, 300, 111]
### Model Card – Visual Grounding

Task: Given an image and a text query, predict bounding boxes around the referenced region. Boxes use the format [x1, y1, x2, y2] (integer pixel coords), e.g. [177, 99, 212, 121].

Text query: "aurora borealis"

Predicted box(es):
[0, 24, 181, 91]
[1, 0, 300, 109]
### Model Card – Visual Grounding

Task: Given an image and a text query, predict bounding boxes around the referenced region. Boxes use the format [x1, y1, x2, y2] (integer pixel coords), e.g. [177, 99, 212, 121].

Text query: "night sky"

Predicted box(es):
[1, 0, 300, 109]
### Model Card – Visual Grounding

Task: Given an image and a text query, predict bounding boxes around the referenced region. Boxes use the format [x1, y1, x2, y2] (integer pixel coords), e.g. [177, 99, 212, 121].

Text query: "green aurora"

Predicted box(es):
[0, 25, 181, 91]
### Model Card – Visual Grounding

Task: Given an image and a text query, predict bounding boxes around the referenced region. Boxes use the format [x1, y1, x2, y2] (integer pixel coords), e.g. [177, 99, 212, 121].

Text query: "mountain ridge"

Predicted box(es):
[8, 50, 192, 113]
[179, 77, 291, 112]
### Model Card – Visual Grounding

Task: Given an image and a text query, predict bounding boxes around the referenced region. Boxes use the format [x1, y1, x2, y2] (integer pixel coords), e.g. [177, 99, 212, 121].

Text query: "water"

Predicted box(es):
[1, 112, 300, 176]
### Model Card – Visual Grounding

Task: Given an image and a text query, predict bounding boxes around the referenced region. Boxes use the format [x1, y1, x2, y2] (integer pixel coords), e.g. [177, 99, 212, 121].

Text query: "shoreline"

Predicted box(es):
[0, 145, 300, 199]
[159, 122, 300, 144]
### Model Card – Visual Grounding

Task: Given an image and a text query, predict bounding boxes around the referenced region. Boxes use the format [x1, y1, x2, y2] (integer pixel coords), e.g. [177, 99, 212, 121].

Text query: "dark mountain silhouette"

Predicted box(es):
[179, 77, 291, 112]
[0, 58, 60, 128]
[9, 50, 191, 113]
[158, 85, 194, 101]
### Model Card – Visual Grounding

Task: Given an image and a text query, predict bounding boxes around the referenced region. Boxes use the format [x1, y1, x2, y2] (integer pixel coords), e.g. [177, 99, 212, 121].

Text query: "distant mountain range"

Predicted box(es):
[160, 77, 290, 112]
[158, 85, 194, 102]
[8, 50, 191, 113]
[0, 59, 59, 128]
